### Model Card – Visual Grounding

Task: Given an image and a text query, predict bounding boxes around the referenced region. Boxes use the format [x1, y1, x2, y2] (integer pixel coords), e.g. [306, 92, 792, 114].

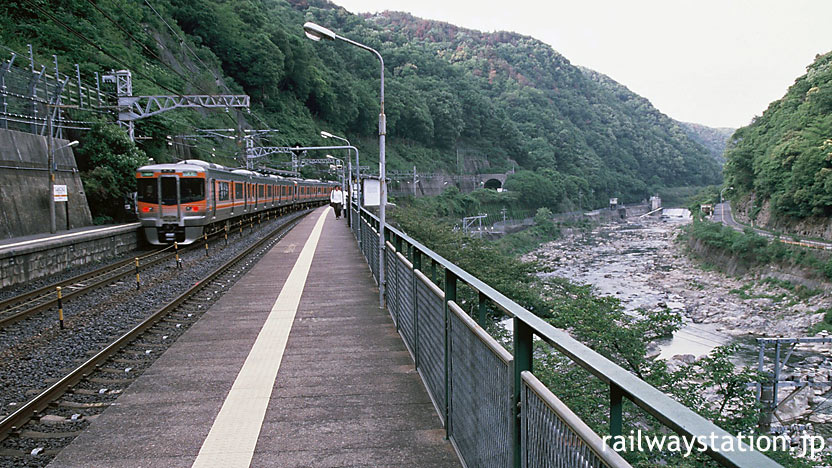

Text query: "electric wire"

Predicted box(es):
[141, 0, 223, 86]
[19, 0, 244, 131]
[140, 0, 281, 136]
[22, 0, 279, 165]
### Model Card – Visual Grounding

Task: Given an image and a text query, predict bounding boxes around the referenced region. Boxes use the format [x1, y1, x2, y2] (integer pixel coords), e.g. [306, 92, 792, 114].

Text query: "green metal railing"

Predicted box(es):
[349, 205, 781, 468]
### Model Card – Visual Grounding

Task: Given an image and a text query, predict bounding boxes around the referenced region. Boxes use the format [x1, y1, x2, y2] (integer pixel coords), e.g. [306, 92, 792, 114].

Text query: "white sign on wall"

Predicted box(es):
[53, 185, 68, 202]
[363, 178, 380, 207]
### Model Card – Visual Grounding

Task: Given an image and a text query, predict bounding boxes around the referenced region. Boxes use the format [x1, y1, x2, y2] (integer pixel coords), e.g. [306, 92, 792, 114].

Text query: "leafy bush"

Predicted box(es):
[809, 308, 832, 335]
[76, 123, 148, 221]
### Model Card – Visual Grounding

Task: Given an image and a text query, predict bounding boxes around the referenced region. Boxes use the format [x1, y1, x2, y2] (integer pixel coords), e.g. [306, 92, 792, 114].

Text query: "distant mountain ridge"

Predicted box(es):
[337, 8, 722, 200]
[678, 122, 734, 163]
[577, 66, 733, 164]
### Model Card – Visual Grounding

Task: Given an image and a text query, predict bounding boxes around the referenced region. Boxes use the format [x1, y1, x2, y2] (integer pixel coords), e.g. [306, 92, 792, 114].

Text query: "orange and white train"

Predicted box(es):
[136, 159, 337, 245]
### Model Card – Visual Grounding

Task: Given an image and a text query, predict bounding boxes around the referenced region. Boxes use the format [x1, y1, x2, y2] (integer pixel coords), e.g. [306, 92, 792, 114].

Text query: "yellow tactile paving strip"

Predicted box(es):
[191, 208, 329, 468]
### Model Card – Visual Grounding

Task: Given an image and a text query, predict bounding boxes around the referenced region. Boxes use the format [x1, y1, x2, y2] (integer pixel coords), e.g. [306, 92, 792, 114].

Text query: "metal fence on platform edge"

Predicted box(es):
[348, 206, 782, 468]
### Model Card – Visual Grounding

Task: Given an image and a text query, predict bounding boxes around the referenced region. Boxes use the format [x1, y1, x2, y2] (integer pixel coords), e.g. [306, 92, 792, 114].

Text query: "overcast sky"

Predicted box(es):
[331, 0, 832, 129]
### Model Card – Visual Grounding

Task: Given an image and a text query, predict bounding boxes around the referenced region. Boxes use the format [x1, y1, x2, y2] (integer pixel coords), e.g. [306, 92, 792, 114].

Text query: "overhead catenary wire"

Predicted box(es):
[19, 0, 246, 138]
[23, 0, 279, 156]
[141, 0, 224, 87]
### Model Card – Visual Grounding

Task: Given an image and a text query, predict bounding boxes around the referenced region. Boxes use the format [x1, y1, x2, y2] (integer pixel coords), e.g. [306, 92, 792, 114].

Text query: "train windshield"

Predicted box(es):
[180, 178, 205, 203]
[137, 179, 157, 203]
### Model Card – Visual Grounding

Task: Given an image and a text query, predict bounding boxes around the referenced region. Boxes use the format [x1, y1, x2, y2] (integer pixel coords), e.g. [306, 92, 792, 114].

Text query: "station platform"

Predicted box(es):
[47, 207, 459, 468]
[0, 222, 139, 256]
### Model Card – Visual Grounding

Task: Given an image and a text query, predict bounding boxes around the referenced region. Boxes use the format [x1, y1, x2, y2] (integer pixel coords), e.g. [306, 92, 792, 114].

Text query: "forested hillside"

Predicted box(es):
[724, 51, 832, 220]
[1, 0, 720, 208]
[678, 122, 734, 163]
[344, 9, 722, 201]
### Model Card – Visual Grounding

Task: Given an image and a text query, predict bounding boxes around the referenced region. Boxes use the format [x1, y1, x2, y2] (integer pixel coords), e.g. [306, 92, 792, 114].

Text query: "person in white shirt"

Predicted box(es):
[330, 186, 344, 219]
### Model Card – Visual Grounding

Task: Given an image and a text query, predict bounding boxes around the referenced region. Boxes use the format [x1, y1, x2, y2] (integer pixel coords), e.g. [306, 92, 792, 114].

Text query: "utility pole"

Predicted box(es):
[44, 84, 73, 234]
[47, 110, 54, 233]
[236, 121, 244, 168]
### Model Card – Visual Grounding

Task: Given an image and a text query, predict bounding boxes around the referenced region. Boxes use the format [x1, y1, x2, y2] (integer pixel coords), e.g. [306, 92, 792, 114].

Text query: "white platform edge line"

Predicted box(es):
[0, 223, 140, 250]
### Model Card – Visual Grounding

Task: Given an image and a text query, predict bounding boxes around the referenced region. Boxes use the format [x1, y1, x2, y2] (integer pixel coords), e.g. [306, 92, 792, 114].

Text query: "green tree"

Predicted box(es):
[76, 124, 148, 222]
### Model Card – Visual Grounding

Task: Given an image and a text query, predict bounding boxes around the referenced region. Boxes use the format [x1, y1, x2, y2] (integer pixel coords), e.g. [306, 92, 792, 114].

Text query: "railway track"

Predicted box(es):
[0, 210, 307, 453]
[0, 250, 166, 329]
[0, 217, 264, 330]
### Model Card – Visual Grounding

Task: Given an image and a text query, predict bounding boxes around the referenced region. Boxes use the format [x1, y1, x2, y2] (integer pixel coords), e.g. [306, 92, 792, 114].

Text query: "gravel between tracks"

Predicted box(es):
[0, 211, 307, 418]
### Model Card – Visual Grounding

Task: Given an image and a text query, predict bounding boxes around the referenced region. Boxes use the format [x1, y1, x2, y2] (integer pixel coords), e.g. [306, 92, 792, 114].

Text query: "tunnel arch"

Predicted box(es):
[483, 178, 503, 190]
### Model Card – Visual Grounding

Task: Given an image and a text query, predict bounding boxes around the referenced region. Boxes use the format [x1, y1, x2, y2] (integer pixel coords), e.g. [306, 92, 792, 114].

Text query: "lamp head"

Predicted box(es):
[303, 22, 336, 42]
[67, 140, 79, 148]
[320, 131, 334, 139]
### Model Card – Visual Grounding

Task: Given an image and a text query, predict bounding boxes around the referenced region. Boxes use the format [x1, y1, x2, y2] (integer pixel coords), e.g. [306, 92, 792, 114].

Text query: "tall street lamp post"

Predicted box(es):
[305, 21, 387, 308]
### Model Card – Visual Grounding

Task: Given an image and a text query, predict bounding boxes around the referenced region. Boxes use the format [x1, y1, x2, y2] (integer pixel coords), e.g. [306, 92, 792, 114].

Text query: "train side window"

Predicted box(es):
[259, 184, 264, 198]
[267, 185, 272, 198]
[218, 181, 230, 201]
[235, 182, 243, 200]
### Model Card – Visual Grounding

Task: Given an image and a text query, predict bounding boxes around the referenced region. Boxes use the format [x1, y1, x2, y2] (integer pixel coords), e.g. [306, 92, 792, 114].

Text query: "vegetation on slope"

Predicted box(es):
[723, 51, 832, 220]
[391, 204, 807, 467]
[349, 10, 722, 202]
[679, 121, 735, 163]
[2, 0, 720, 220]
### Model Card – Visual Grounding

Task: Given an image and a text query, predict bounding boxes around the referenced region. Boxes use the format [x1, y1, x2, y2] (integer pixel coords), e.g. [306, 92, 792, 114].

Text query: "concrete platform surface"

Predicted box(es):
[47, 207, 459, 468]
[0, 222, 139, 256]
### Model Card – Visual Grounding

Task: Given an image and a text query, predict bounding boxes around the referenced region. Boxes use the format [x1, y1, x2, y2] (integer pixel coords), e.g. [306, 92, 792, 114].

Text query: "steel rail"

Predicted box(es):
[0, 214, 271, 329]
[0, 211, 307, 441]
[0, 249, 174, 328]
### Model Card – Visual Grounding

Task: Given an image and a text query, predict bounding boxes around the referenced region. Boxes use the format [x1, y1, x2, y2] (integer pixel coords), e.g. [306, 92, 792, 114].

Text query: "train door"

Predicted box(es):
[160, 175, 180, 222]
[211, 179, 217, 218]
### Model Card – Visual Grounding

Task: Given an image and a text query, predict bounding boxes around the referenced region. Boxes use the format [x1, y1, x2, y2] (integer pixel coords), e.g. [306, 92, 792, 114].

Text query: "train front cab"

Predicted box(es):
[137, 166, 207, 245]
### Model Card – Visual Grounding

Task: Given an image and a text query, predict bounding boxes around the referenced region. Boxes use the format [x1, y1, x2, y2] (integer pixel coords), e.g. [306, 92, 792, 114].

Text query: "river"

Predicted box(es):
[524, 212, 827, 361]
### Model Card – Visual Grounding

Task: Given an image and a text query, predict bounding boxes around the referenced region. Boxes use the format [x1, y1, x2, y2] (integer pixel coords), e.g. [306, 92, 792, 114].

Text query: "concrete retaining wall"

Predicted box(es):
[0, 128, 92, 239]
[0, 224, 139, 289]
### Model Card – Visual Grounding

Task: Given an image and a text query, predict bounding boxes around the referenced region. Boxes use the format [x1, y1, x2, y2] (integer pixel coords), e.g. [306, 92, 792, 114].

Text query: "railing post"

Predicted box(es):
[443, 269, 457, 438]
[610, 383, 624, 440]
[477, 291, 488, 327]
[513, 318, 533, 468]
